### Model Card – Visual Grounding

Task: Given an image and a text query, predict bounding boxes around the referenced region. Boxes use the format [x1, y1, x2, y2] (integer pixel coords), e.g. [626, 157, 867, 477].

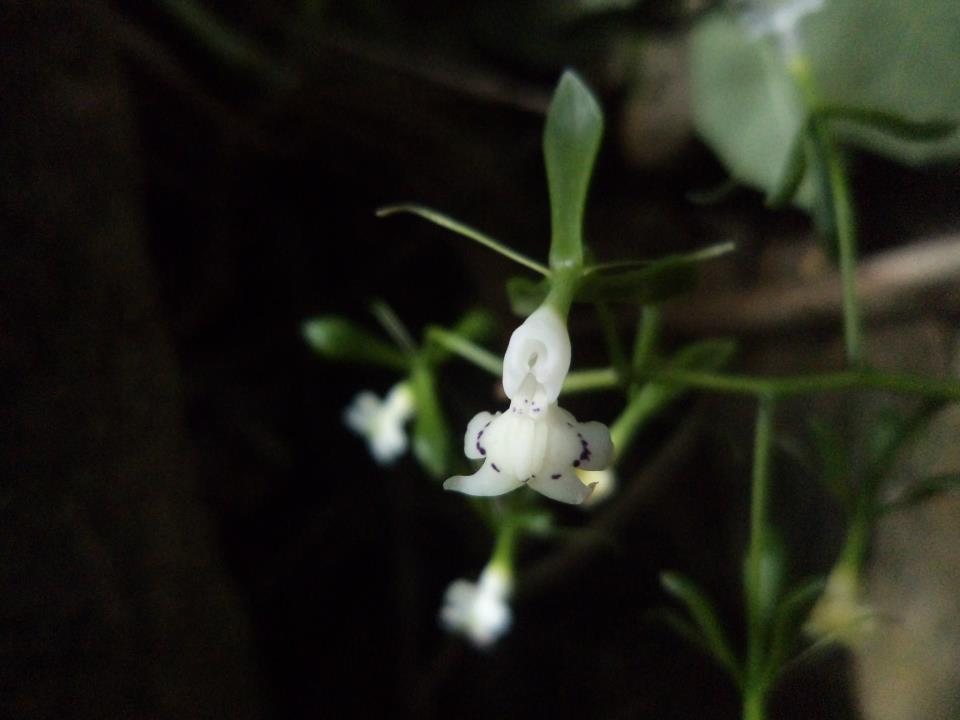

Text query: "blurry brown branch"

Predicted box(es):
[665, 234, 960, 334]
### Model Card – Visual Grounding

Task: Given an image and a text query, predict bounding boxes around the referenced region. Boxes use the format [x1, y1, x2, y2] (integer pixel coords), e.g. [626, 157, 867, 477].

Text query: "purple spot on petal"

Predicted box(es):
[551, 473, 561, 480]
[573, 460, 580, 467]
[492, 463, 500, 472]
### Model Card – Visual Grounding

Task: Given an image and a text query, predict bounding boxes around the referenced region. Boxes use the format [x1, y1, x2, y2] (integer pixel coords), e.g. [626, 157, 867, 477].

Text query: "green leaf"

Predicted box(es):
[880, 473, 960, 514]
[410, 363, 451, 479]
[577, 242, 735, 304]
[816, 106, 957, 142]
[377, 204, 550, 276]
[691, 1, 960, 208]
[423, 310, 498, 368]
[807, 419, 853, 512]
[506, 276, 550, 316]
[302, 316, 410, 371]
[661, 572, 742, 684]
[765, 577, 826, 685]
[544, 70, 604, 269]
[766, 130, 808, 208]
[691, 15, 815, 208]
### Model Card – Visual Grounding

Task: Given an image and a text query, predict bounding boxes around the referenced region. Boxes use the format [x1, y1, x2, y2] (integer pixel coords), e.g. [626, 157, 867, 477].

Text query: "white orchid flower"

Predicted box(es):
[444, 305, 613, 505]
[343, 382, 415, 464]
[440, 564, 513, 649]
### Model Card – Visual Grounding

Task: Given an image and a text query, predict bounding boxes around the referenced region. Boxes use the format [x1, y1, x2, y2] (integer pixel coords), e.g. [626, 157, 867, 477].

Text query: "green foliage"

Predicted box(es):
[691, 2, 960, 208]
[661, 571, 743, 684]
[544, 71, 604, 269]
[302, 316, 410, 370]
[410, 362, 451, 479]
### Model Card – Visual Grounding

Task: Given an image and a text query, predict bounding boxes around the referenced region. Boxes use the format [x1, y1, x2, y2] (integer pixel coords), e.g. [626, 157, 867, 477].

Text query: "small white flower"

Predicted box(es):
[440, 564, 513, 648]
[502, 305, 571, 405]
[738, 0, 825, 57]
[446, 305, 613, 504]
[343, 382, 415, 464]
[804, 563, 875, 647]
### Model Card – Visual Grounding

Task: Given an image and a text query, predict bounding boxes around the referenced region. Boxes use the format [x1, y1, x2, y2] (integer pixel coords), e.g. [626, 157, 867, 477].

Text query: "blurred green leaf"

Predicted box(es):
[765, 132, 807, 208]
[578, 242, 735, 304]
[303, 316, 410, 371]
[544, 70, 604, 269]
[765, 577, 825, 685]
[423, 310, 498, 367]
[410, 363, 451, 479]
[880, 473, 960, 514]
[807, 419, 853, 511]
[691, 15, 815, 207]
[661, 572, 742, 684]
[816, 106, 957, 142]
[506, 276, 550, 316]
[692, 2, 960, 207]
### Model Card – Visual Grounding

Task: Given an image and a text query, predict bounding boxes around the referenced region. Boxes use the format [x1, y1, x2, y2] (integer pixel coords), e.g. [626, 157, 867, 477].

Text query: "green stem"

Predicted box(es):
[426, 327, 502, 376]
[647, 368, 960, 402]
[790, 59, 863, 367]
[545, 266, 581, 319]
[490, 521, 519, 573]
[563, 367, 618, 394]
[745, 395, 775, 706]
[743, 689, 767, 720]
[595, 301, 629, 387]
[631, 305, 661, 391]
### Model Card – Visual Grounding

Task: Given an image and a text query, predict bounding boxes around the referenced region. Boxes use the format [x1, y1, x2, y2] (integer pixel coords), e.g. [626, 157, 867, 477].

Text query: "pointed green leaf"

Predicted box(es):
[506, 276, 550, 316]
[410, 363, 451, 479]
[661, 572, 742, 684]
[302, 317, 410, 371]
[377, 204, 550, 276]
[544, 71, 604, 269]
[423, 310, 498, 368]
[880, 473, 960, 515]
[816, 106, 957, 142]
[577, 243, 735, 304]
[765, 577, 826, 684]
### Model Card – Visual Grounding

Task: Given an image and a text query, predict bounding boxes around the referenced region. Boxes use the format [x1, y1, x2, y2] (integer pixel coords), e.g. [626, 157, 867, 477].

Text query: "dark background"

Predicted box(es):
[3, 1, 959, 718]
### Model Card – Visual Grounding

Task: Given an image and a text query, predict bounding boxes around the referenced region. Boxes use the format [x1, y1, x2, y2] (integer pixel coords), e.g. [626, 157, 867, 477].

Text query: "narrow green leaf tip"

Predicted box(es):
[544, 70, 604, 270]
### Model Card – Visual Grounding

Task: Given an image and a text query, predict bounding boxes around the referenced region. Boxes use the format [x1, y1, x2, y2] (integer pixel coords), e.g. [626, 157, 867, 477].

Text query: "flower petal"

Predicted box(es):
[575, 420, 614, 471]
[444, 461, 523, 497]
[463, 411, 496, 460]
[528, 470, 594, 504]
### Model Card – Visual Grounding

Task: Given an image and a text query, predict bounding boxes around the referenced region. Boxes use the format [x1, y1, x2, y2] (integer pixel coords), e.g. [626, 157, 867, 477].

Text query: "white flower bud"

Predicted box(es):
[502, 305, 571, 405]
[343, 382, 415, 464]
[439, 565, 513, 649]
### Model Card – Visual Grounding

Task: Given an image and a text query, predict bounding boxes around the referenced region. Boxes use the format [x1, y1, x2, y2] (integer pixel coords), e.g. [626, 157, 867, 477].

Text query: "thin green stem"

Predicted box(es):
[426, 327, 502, 376]
[545, 266, 581, 319]
[377, 204, 551, 277]
[562, 367, 618, 394]
[647, 368, 960, 402]
[632, 305, 661, 386]
[490, 520, 519, 573]
[745, 396, 775, 720]
[370, 299, 417, 354]
[790, 59, 863, 367]
[595, 301, 629, 387]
